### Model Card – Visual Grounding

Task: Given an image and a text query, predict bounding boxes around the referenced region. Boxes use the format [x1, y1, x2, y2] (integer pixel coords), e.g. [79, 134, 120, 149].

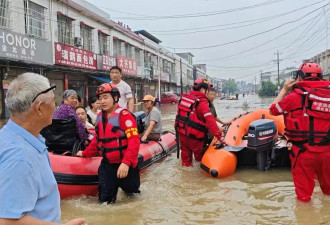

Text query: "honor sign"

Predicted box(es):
[0, 28, 53, 65]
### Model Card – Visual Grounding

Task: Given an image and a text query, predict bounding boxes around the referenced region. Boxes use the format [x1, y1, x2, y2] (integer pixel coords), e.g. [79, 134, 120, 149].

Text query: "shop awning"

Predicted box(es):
[92, 76, 111, 83]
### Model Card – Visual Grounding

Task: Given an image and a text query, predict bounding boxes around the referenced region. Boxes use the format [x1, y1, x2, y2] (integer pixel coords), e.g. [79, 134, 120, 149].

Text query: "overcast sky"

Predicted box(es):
[86, 0, 330, 83]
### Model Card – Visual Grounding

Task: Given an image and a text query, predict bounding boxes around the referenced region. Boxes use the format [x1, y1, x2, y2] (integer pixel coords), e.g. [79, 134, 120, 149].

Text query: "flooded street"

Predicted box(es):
[59, 95, 330, 225]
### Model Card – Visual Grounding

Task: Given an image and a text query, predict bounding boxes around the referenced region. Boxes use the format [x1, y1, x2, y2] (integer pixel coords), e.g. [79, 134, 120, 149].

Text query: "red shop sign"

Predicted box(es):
[102, 54, 116, 71]
[116, 55, 137, 76]
[54, 42, 97, 70]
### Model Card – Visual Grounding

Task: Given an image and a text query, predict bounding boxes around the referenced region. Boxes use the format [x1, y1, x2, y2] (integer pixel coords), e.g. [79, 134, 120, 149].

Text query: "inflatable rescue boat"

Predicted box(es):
[201, 109, 290, 178]
[49, 131, 176, 199]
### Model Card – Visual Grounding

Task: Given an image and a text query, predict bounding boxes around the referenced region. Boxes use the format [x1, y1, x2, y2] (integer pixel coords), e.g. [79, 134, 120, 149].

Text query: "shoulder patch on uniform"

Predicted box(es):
[125, 120, 133, 127]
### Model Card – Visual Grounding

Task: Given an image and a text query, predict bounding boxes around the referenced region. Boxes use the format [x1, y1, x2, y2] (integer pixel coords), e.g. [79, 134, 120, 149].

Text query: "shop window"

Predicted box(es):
[24, 0, 46, 38]
[57, 14, 74, 45]
[80, 24, 93, 51]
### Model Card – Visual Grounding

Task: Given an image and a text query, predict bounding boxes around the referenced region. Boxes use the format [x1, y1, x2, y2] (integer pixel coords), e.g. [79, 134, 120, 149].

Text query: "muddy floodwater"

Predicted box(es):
[57, 95, 330, 225]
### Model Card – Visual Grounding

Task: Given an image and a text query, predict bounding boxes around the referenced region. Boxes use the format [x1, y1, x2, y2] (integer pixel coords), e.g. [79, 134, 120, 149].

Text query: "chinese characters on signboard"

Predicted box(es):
[54, 42, 97, 70]
[0, 28, 53, 65]
[102, 54, 116, 71]
[117, 55, 137, 75]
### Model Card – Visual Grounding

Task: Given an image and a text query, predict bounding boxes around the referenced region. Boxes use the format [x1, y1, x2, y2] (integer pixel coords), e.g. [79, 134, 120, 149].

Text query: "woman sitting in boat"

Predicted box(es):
[87, 96, 100, 125]
[77, 83, 140, 204]
[52, 90, 87, 144]
[76, 106, 95, 130]
[140, 94, 163, 142]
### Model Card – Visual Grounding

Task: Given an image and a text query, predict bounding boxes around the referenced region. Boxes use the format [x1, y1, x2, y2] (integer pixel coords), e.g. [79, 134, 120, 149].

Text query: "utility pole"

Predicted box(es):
[274, 50, 282, 88]
[180, 58, 183, 95]
[260, 70, 263, 87]
[254, 76, 256, 94]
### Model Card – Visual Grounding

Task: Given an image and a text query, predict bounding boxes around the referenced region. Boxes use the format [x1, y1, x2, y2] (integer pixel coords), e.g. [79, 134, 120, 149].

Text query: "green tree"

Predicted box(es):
[258, 81, 277, 97]
[223, 79, 238, 95]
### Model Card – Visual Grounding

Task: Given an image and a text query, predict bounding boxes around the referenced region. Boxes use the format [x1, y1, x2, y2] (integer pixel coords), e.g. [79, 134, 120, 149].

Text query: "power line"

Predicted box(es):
[151, 0, 325, 35]
[150, 1, 324, 33]
[284, 28, 328, 60]
[195, 8, 328, 63]
[217, 63, 277, 80]
[162, 2, 330, 50]
[280, 6, 326, 56]
[207, 59, 274, 69]
[282, 14, 328, 59]
[201, 18, 328, 78]
[110, 0, 284, 20]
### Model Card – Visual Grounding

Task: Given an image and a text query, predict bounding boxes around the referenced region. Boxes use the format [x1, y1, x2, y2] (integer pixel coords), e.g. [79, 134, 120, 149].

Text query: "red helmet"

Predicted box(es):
[297, 63, 322, 80]
[193, 78, 211, 91]
[96, 83, 120, 103]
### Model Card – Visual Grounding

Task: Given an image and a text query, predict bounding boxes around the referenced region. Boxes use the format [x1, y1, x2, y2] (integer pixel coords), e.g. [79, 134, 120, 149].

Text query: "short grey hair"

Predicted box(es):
[63, 89, 77, 100]
[6, 73, 52, 115]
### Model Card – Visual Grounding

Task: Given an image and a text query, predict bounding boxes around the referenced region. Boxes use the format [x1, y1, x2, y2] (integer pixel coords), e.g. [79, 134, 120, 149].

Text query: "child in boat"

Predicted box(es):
[77, 83, 140, 204]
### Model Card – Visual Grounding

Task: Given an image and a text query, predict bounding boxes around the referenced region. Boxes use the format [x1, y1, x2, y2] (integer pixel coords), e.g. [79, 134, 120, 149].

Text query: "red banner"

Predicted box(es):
[116, 55, 137, 75]
[54, 42, 97, 70]
[102, 54, 116, 71]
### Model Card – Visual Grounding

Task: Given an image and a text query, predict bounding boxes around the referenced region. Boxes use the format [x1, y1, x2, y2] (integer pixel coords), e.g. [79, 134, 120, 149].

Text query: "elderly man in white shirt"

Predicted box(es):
[109, 66, 134, 113]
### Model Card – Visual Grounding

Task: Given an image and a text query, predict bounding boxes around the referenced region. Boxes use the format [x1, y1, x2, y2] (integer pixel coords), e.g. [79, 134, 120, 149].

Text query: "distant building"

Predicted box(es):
[310, 50, 330, 80]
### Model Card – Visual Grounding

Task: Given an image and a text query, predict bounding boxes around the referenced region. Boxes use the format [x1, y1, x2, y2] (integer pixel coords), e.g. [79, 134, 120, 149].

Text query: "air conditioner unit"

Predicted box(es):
[74, 37, 83, 47]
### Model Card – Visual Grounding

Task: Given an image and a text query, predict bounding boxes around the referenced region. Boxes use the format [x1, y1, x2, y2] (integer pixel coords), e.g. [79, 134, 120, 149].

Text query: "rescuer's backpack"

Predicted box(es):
[175, 93, 208, 140]
[304, 86, 330, 146]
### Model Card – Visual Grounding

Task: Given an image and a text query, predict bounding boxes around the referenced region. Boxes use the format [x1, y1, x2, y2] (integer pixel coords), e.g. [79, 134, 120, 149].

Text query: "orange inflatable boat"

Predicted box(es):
[201, 109, 290, 178]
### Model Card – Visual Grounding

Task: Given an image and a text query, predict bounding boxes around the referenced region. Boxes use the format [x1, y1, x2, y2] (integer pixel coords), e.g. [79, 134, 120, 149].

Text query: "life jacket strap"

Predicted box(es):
[98, 136, 127, 143]
[290, 140, 308, 169]
[176, 115, 208, 133]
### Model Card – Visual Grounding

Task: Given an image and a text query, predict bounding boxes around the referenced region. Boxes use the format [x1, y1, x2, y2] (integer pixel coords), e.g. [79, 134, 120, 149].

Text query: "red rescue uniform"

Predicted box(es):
[179, 91, 222, 166]
[269, 84, 330, 201]
[82, 106, 140, 203]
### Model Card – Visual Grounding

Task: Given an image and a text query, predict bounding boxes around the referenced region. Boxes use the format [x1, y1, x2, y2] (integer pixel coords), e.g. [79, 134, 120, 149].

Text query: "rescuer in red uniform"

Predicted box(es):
[77, 83, 140, 204]
[269, 62, 330, 201]
[175, 78, 222, 167]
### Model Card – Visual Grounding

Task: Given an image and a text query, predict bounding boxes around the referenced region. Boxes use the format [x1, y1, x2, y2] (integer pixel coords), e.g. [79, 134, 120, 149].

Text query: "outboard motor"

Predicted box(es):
[134, 111, 146, 134]
[247, 119, 278, 171]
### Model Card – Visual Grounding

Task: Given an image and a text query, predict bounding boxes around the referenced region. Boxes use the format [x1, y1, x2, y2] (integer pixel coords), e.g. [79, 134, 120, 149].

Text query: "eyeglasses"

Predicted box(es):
[32, 84, 56, 102]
